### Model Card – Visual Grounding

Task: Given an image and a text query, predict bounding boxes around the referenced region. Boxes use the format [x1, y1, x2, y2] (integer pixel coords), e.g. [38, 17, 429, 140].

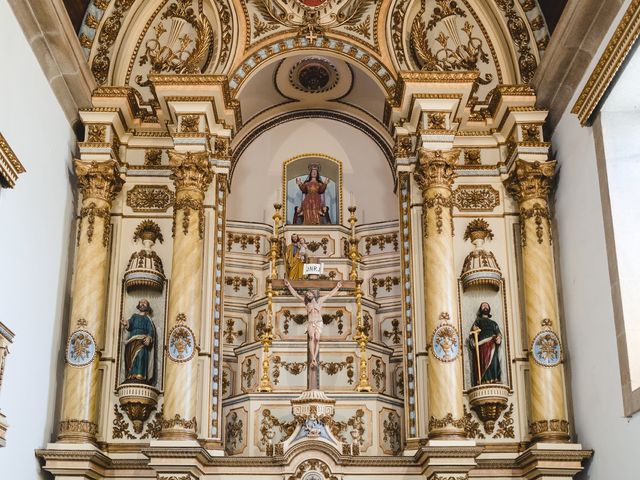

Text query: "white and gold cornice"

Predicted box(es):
[572, 0, 640, 125]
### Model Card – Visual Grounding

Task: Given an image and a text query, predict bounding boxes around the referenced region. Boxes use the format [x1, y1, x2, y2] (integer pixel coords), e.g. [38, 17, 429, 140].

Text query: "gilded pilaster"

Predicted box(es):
[59, 160, 123, 443]
[161, 150, 213, 440]
[414, 149, 465, 439]
[504, 159, 570, 443]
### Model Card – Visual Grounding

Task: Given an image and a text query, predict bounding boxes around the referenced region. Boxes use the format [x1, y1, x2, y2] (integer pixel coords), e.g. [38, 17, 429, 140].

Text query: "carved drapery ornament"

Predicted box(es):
[504, 159, 556, 203]
[75, 159, 124, 203]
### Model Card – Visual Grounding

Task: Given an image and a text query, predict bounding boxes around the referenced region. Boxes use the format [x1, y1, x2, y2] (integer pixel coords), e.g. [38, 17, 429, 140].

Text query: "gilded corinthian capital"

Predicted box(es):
[169, 150, 213, 193]
[414, 149, 459, 192]
[504, 159, 557, 203]
[74, 159, 124, 202]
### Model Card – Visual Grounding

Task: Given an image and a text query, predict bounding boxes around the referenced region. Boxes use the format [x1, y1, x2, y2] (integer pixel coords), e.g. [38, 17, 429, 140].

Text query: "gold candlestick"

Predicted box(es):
[354, 279, 371, 392]
[270, 203, 282, 279]
[348, 206, 358, 281]
[258, 278, 275, 392]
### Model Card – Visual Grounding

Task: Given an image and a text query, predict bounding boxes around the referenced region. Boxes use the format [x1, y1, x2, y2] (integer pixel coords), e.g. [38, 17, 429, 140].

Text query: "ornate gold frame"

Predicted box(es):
[281, 153, 344, 226]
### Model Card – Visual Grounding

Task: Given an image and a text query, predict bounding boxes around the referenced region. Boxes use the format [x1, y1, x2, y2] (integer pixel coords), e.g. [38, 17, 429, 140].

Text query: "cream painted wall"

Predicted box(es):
[229, 118, 397, 225]
[552, 97, 640, 479]
[0, 3, 76, 478]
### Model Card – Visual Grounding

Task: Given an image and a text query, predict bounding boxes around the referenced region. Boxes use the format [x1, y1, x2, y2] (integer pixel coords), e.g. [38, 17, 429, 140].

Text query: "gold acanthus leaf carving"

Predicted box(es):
[169, 150, 213, 192]
[227, 232, 261, 253]
[78, 202, 111, 247]
[161, 413, 197, 431]
[504, 160, 556, 203]
[495, 0, 537, 83]
[493, 403, 515, 439]
[364, 233, 398, 255]
[172, 195, 205, 239]
[520, 202, 552, 247]
[75, 160, 124, 203]
[414, 149, 459, 190]
[87, 124, 107, 142]
[112, 404, 135, 439]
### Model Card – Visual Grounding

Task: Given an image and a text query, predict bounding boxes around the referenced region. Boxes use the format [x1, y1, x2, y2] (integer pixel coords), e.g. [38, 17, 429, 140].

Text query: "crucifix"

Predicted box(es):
[284, 279, 342, 390]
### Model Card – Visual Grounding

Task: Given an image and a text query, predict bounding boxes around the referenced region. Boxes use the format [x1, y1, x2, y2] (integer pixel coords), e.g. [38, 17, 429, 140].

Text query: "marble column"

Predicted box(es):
[160, 150, 213, 440]
[58, 160, 123, 442]
[414, 149, 465, 439]
[505, 159, 570, 442]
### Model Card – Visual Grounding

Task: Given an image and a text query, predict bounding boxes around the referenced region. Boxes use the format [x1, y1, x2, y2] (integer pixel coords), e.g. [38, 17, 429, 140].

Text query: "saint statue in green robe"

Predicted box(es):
[121, 299, 157, 385]
[469, 302, 502, 386]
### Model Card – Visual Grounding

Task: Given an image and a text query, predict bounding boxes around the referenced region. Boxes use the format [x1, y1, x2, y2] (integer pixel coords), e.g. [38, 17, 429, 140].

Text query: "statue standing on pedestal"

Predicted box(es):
[121, 299, 157, 385]
[469, 302, 502, 386]
[284, 280, 342, 389]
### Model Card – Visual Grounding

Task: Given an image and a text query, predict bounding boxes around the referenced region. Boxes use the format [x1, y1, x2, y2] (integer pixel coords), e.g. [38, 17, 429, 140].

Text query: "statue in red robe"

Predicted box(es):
[296, 164, 329, 225]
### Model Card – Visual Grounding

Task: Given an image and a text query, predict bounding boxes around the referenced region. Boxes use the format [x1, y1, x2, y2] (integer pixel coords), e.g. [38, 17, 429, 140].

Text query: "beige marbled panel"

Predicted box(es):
[59, 197, 111, 441]
[161, 189, 205, 439]
[423, 186, 465, 438]
[521, 197, 568, 438]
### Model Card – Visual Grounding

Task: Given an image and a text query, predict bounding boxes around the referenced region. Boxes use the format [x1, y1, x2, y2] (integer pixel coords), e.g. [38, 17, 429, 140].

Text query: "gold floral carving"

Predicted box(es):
[463, 405, 485, 439]
[112, 404, 135, 439]
[331, 409, 365, 445]
[425, 194, 454, 235]
[144, 148, 163, 166]
[520, 202, 551, 247]
[383, 318, 402, 345]
[382, 410, 402, 455]
[463, 218, 493, 242]
[495, 0, 537, 83]
[161, 413, 197, 431]
[75, 160, 124, 203]
[371, 276, 400, 297]
[87, 124, 107, 143]
[78, 202, 111, 247]
[320, 356, 354, 384]
[227, 232, 261, 253]
[521, 124, 541, 141]
[493, 403, 515, 439]
[529, 419, 570, 437]
[241, 358, 256, 388]
[259, 409, 295, 446]
[141, 407, 163, 439]
[172, 195, 205, 238]
[427, 112, 446, 129]
[429, 412, 465, 431]
[58, 419, 98, 437]
[287, 459, 337, 480]
[225, 275, 254, 296]
[394, 135, 414, 158]
[452, 185, 500, 211]
[223, 319, 243, 344]
[306, 238, 329, 255]
[0, 132, 25, 188]
[572, 0, 640, 125]
[126, 185, 175, 213]
[224, 411, 244, 455]
[371, 358, 385, 390]
[504, 160, 556, 203]
[272, 356, 307, 385]
[463, 148, 481, 165]
[91, 0, 136, 85]
[390, 0, 410, 67]
[364, 233, 398, 254]
[180, 115, 200, 133]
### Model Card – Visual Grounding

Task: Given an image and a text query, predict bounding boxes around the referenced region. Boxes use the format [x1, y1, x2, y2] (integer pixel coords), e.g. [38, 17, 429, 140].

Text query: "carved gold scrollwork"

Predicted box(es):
[520, 202, 551, 247]
[227, 232, 261, 253]
[495, 0, 537, 83]
[371, 276, 400, 297]
[259, 409, 295, 447]
[452, 185, 500, 212]
[225, 275, 254, 296]
[126, 185, 175, 212]
[383, 318, 402, 345]
[172, 195, 204, 238]
[78, 202, 111, 247]
[425, 193, 454, 236]
[223, 318, 243, 344]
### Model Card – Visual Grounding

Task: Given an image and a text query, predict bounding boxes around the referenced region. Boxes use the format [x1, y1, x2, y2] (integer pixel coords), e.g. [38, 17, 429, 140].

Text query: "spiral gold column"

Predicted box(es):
[505, 159, 570, 443]
[160, 150, 213, 440]
[414, 149, 465, 439]
[58, 160, 123, 443]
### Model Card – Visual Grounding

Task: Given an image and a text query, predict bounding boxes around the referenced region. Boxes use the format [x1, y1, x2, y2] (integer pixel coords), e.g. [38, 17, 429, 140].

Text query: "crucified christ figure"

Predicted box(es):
[284, 280, 342, 390]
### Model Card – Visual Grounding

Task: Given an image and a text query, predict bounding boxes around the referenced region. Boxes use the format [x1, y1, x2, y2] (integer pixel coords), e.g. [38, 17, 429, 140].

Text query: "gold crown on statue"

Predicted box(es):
[308, 163, 321, 172]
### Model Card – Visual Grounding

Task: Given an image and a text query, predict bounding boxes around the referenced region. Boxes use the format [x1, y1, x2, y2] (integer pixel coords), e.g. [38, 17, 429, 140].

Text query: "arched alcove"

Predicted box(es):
[228, 116, 397, 225]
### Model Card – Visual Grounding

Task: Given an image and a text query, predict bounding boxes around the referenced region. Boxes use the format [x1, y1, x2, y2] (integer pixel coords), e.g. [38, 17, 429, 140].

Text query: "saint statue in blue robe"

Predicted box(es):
[121, 299, 157, 385]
